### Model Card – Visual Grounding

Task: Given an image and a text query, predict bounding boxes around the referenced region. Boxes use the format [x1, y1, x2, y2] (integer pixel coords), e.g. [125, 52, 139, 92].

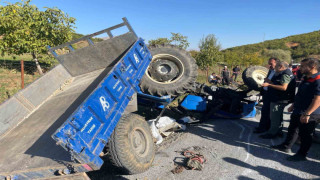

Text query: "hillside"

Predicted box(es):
[225, 30, 320, 61]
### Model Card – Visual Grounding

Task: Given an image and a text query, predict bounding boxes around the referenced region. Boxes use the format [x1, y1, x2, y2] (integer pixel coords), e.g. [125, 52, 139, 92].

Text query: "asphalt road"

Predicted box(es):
[89, 108, 320, 180]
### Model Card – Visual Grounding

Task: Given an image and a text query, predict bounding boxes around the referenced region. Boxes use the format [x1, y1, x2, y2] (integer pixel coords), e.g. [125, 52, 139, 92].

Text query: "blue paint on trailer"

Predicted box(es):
[52, 39, 152, 170]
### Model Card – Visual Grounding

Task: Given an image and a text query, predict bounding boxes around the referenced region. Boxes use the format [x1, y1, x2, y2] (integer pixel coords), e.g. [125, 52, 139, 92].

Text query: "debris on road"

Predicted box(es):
[178, 116, 192, 123]
[149, 120, 163, 145]
[171, 165, 185, 174]
[177, 116, 202, 124]
[171, 147, 207, 173]
[184, 151, 206, 170]
[149, 116, 186, 144]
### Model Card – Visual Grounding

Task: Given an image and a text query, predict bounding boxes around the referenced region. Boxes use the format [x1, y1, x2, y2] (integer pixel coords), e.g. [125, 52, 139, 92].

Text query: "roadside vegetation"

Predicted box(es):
[0, 0, 319, 104]
[0, 67, 40, 103]
[225, 30, 320, 61]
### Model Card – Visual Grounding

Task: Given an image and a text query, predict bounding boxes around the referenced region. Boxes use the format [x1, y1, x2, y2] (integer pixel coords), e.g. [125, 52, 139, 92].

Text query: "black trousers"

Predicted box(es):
[283, 114, 317, 156]
[233, 73, 238, 81]
[257, 92, 271, 130]
[222, 77, 230, 85]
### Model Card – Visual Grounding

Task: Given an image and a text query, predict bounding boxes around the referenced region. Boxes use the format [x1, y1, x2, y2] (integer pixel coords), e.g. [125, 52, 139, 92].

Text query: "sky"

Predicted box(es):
[1, 0, 320, 50]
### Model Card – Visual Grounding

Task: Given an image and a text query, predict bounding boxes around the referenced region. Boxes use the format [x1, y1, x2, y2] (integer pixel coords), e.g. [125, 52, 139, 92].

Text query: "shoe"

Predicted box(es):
[259, 133, 278, 139]
[286, 154, 307, 162]
[271, 144, 292, 153]
[253, 128, 267, 134]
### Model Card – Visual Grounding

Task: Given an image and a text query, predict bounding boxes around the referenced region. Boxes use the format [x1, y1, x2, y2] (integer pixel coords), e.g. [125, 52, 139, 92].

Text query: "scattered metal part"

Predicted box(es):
[171, 165, 185, 174]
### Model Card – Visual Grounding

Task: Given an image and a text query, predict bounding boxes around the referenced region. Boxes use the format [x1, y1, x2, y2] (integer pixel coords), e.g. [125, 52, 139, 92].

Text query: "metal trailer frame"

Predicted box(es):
[0, 18, 167, 180]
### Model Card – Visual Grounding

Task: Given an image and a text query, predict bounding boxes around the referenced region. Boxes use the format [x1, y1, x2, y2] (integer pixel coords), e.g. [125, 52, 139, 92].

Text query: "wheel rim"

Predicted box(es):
[252, 69, 268, 85]
[130, 127, 148, 157]
[146, 54, 184, 84]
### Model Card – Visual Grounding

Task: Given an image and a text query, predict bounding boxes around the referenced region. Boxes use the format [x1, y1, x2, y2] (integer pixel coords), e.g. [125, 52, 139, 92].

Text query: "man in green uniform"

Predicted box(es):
[260, 61, 296, 139]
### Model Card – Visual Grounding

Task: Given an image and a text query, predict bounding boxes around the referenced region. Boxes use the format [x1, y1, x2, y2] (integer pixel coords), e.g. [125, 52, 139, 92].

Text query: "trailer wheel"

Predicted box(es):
[140, 44, 198, 96]
[242, 66, 268, 90]
[107, 113, 155, 174]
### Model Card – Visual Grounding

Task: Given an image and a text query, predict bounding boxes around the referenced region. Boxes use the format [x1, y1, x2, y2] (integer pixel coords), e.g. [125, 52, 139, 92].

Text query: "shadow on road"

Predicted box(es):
[86, 160, 129, 180]
[187, 118, 320, 177]
[224, 157, 302, 179]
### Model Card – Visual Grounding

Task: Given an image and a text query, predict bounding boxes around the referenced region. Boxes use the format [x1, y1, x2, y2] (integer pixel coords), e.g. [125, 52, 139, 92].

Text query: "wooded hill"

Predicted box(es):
[224, 30, 320, 61]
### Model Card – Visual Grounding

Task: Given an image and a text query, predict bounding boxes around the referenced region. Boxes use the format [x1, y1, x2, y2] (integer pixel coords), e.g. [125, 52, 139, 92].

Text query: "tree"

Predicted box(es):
[241, 53, 264, 67]
[170, 32, 189, 49]
[196, 34, 223, 80]
[223, 50, 241, 67]
[148, 32, 190, 49]
[263, 49, 292, 64]
[148, 38, 171, 47]
[0, 0, 76, 75]
[196, 34, 222, 69]
[189, 50, 199, 59]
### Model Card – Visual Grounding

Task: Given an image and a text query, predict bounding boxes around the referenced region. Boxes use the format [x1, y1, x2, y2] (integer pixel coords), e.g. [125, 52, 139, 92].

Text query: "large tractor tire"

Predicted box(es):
[242, 66, 268, 90]
[107, 113, 155, 174]
[140, 44, 198, 96]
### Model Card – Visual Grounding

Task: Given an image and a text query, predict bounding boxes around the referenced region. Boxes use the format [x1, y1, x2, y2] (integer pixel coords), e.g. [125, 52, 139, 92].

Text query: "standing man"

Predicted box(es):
[272, 58, 320, 161]
[221, 66, 230, 85]
[254, 58, 279, 133]
[260, 61, 296, 139]
[232, 65, 241, 82]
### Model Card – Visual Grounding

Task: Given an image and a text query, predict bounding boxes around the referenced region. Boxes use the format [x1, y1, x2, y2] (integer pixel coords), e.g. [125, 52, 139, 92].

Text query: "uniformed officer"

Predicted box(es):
[260, 61, 296, 139]
[272, 58, 320, 161]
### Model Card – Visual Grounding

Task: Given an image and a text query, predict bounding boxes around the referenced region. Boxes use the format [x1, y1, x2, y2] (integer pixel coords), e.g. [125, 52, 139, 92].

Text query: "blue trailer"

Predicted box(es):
[0, 17, 259, 179]
[0, 18, 177, 179]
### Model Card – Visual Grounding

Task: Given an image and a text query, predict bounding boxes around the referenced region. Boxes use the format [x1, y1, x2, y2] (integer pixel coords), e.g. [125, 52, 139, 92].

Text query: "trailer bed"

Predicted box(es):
[0, 18, 152, 179]
[0, 68, 106, 174]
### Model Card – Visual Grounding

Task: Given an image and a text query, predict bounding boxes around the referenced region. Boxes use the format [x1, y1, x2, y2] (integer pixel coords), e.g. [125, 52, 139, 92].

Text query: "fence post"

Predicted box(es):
[21, 60, 24, 89]
[206, 67, 209, 83]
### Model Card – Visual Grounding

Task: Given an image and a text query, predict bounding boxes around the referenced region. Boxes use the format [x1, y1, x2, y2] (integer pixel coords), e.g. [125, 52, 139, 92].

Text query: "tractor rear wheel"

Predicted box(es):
[242, 66, 269, 90]
[140, 44, 198, 96]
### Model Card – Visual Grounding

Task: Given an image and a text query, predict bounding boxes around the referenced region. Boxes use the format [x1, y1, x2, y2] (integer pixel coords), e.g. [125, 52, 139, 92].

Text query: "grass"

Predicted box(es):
[0, 67, 40, 103]
[197, 65, 245, 85]
[0, 53, 33, 61]
[0, 53, 48, 104]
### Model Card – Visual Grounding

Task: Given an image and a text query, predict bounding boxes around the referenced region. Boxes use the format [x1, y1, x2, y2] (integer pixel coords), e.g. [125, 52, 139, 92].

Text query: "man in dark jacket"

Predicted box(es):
[221, 66, 230, 85]
[232, 65, 241, 82]
[272, 58, 320, 161]
[254, 58, 279, 133]
[260, 61, 296, 139]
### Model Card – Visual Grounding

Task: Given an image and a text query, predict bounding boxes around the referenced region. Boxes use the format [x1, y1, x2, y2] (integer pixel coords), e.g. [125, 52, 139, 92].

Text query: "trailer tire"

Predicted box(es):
[107, 113, 155, 174]
[242, 66, 268, 90]
[140, 44, 198, 96]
